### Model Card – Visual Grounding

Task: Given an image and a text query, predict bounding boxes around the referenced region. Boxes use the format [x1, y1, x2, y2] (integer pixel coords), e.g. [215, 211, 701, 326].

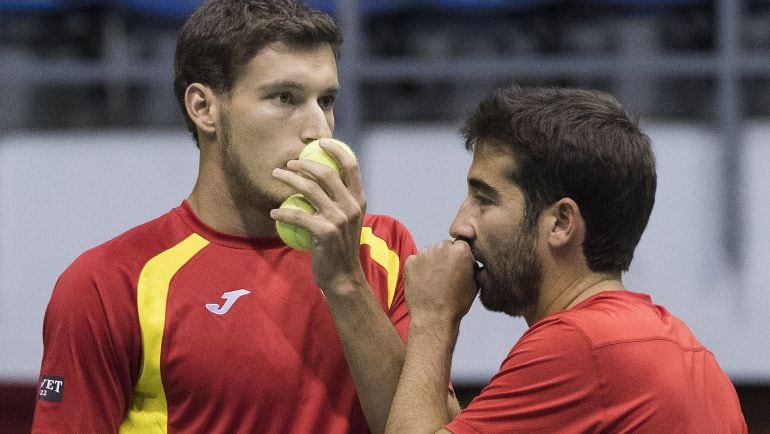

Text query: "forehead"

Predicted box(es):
[468, 141, 517, 187]
[235, 41, 339, 89]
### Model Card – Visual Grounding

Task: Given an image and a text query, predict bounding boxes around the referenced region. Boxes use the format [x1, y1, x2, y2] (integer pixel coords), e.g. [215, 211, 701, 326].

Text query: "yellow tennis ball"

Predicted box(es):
[276, 193, 315, 251]
[276, 139, 356, 250]
[299, 138, 355, 173]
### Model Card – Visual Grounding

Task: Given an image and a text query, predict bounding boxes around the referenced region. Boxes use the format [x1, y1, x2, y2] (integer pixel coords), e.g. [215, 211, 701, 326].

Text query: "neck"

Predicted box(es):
[524, 271, 624, 326]
[187, 162, 278, 238]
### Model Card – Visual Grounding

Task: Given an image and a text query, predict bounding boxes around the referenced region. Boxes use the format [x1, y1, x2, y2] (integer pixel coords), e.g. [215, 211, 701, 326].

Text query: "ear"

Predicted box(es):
[184, 83, 220, 136]
[545, 198, 583, 249]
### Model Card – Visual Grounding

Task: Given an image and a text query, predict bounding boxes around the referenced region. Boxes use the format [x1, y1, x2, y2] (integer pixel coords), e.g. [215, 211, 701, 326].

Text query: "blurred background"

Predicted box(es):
[2, 0, 769, 432]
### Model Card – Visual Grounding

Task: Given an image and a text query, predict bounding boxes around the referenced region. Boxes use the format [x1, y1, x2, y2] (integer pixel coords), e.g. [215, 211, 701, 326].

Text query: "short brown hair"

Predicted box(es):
[463, 86, 657, 273]
[174, 0, 342, 144]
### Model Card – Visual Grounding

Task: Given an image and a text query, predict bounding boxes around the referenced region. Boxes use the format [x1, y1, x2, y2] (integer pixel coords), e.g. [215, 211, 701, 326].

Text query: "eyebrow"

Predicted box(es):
[468, 178, 501, 201]
[258, 80, 339, 95]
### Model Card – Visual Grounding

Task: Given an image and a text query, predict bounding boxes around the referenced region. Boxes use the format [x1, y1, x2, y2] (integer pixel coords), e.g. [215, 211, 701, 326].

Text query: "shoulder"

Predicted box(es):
[54, 206, 192, 304]
[73, 206, 192, 269]
[448, 319, 604, 432]
[361, 213, 416, 255]
[553, 290, 703, 349]
[507, 316, 596, 368]
[472, 317, 600, 398]
[490, 315, 615, 393]
[540, 291, 712, 393]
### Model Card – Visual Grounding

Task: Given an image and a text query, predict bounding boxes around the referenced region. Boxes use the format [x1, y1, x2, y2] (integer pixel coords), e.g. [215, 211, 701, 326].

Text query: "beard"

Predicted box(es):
[477, 220, 543, 317]
[219, 111, 276, 211]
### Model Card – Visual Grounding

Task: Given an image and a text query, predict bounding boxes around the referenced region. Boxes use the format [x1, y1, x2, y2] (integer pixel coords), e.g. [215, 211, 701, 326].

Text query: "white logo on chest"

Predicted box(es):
[206, 289, 251, 315]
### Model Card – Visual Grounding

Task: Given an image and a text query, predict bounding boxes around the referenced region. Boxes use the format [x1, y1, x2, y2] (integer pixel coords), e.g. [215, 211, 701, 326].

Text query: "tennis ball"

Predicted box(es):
[276, 139, 356, 250]
[276, 193, 315, 251]
[299, 138, 355, 173]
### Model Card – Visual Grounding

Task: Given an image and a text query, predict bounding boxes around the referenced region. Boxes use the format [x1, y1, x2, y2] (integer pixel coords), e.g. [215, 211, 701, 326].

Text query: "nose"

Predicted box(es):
[301, 101, 334, 143]
[449, 197, 476, 243]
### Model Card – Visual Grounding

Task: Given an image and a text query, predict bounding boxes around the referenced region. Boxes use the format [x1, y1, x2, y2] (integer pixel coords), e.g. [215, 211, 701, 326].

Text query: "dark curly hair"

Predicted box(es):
[462, 86, 657, 273]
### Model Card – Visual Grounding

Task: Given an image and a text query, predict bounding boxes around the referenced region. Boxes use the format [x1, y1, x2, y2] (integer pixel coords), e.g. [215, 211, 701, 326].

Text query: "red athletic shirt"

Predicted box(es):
[446, 291, 747, 433]
[32, 201, 416, 433]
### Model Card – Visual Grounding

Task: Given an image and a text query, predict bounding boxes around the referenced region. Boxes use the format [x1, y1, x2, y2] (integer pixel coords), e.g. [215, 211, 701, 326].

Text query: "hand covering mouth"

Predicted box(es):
[453, 237, 485, 272]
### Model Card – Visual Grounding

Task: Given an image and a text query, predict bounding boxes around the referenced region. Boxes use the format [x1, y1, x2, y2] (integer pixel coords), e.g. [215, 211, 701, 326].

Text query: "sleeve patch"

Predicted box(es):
[39, 375, 65, 402]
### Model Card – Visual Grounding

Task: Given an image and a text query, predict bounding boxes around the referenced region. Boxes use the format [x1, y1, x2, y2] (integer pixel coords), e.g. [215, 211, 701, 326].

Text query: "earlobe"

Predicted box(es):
[548, 198, 582, 248]
[185, 83, 218, 135]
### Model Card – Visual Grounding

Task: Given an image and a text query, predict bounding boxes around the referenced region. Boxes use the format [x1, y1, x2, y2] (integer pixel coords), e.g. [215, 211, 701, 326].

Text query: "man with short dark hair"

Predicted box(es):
[32, 1, 442, 432]
[385, 86, 747, 433]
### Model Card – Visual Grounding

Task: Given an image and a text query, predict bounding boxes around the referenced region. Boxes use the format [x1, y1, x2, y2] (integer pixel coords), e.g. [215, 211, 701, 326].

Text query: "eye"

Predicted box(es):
[473, 195, 494, 207]
[276, 92, 295, 105]
[319, 95, 336, 110]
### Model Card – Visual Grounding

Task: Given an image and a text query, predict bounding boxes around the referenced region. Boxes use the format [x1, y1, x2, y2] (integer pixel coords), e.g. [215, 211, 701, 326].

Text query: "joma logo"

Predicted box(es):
[206, 289, 251, 315]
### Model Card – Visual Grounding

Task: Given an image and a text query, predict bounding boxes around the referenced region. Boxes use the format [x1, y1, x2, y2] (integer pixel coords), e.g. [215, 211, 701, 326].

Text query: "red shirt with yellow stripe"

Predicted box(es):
[32, 201, 415, 433]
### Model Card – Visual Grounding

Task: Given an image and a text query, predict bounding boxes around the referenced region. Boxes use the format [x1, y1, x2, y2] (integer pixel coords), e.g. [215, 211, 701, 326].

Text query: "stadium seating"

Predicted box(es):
[580, 0, 708, 7]
[430, 0, 558, 12]
[0, 0, 98, 12]
[106, 0, 203, 20]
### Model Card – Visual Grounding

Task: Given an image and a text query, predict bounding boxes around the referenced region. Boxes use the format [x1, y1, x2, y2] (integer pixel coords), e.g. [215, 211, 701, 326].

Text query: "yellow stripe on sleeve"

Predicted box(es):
[359, 226, 401, 309]
[120, 233, 209, 434]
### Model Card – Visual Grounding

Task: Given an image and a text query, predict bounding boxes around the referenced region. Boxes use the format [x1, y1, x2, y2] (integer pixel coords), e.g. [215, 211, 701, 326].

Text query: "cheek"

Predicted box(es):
[478, 211, 517, 242]
[229, 99, 287, 136]
[479, 215, 536, 269]
[230, 117, 284, 155]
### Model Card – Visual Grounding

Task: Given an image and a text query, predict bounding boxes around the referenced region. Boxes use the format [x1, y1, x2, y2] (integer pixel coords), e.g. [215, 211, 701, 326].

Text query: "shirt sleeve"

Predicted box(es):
[32, 252, 140, 433]
[385, 220, 416, 343]
[360, 214, 417, 342]
[446, 319, 605, 433]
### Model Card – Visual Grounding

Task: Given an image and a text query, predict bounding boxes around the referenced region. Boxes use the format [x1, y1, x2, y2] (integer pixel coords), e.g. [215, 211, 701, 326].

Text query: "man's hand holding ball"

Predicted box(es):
[274, 138, 356, 250]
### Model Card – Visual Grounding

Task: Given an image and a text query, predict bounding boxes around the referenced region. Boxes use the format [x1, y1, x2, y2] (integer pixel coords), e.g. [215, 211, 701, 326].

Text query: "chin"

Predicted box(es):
[478, 284, 536, 318]
[479, 286, 514, 316]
